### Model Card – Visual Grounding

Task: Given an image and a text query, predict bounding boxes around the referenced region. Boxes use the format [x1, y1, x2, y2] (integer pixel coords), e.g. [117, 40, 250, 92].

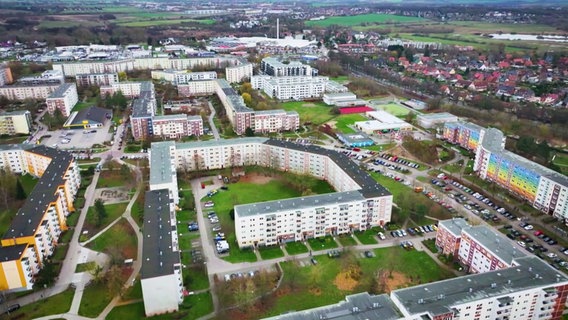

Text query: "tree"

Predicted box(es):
[244, 127, 254, 137]
[93, 199, 107, 227]
[426, 97, 443, 111]
[241, 92, 252, 107]
[118, 71, 127, 82]
[15, 178, 26, 200]
[105, 265, 124, 297]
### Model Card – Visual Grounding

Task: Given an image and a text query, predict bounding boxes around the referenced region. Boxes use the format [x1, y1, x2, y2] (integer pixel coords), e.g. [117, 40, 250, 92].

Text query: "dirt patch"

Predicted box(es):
[326, 120, 338, 129]
[334, 271, 359, 291]
[384, 271, 410, 292]
[302, 103, 317, 107]
[390, 145, 422, 163]
[309, 287, 322, 296]
[239, 172, 274, 184]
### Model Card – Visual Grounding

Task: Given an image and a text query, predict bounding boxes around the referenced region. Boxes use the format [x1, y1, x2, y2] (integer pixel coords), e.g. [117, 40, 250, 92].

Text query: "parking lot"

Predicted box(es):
[39, 122, 112, 150]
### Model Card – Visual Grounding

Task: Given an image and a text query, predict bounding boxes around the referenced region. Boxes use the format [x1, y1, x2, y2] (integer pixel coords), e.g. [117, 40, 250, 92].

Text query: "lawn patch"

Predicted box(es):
[285, 241, 309, 255]
[376, 103, 411, 116]
[185, 265, 209, 291]
[280, 101, 335, 125]
[307, 236, 338, 251]
[8, 287, 74, 319]
[330, 113, 367, 134]
[306, 14, 427, 27]
[76, 261, 98, 273]
[337, 234, 358, 246]
[354, 228, 379, 245]
[85, 202, 128, 235]
[117, 18, 214, 27]
[79, 281, 114, 318]
[222, 246, 257, 263]
[259, 246, 285, 260]
[86, 218, 137, 260]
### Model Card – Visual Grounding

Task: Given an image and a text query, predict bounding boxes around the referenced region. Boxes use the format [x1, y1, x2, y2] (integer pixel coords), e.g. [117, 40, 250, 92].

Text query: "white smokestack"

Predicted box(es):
[276, 18, 279, 39]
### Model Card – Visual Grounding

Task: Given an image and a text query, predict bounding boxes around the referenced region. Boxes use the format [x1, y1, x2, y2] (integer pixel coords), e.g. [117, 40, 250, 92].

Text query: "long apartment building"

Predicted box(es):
[0, 110, 32, 135]
[0, 145, 80, 291]
[443, 122, 568, 220]
[0, 83, 60, 101]
[75, 73, 119, 87]
[151, 70, 217, 85]
[52, 56, 248, 77]
[149, 138, 393, 249]
[18, 70, 64, 86]
[269, 220, 568, 320]
[124, 81, 203, 141]
[225, 60, 253, 84]
[260, 57, 318, 77]
[0, 64, 13, 86]
[141, 189, 183, 317]
[45, 83, 78, 117]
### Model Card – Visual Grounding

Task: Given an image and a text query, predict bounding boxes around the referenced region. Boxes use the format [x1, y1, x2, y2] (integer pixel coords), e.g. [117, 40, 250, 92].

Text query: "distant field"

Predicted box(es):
[376, 103, 410, 116]
[330, 113, 367, 134]
[39, 19, 103, 28]
[306, 14, 428, 27]
[280, 101, 336, 125]
[117, 18, 214, 27]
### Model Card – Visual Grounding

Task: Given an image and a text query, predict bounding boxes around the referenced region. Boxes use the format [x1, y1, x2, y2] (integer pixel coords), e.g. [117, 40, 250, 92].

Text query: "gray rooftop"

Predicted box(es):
[263, 293, 401, 320]
[149, 141, 175, 186]
[462, 225, 526, 265]
[235, 191, 365, 218]
[438, 218, 469, 237]
[264, 139, 391, 198]
[141, 189, 180, 280]
[0, 244, 28, 262]
[3, 146, 74, 239]
[0, 110, 31, 116]
[176, 137, 268, 150]
[480, 127, 568, 187]
[336, 132, 374, 144]
[416, 112, 458, 120]
[66, 106, 111, 126]
[392, 256, 568, 317]
[216, 79, 252, 113]
[47, 83, 74, 99]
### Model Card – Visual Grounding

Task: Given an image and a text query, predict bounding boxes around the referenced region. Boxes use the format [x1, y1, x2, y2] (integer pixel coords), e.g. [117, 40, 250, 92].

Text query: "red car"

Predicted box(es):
[534, 230, 543, 236]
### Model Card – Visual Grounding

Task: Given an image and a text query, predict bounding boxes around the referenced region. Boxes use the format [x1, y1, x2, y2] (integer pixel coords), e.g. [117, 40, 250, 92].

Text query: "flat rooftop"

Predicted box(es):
[47, 83, 74, 99]
[462, 225, 526, 265]
[392, 256, 568, 317]
[417, 112, 458, 120]
[235, 191, 365, 218]
[439, 218, 469, 237]
[149, 141, 175, 186]
[141, 189, 180, 280]
[263, 293, 401, 320]
[0, 244, 28, 261]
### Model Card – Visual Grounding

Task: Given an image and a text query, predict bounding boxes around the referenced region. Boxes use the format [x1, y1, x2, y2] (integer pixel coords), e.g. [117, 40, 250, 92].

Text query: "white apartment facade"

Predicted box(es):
[226, 62, 253, 83]
[0, 110, 32, 135]
[45, 83, 78, 117]
[151, 70, 217, 84]
[75, 73, 119, 87]
[151, 138, 393, 249]
[251, 75, 329, 100]
[151, 114, 204, 139]
[0, 84, 60, 100]
[177, 80, 217, 97]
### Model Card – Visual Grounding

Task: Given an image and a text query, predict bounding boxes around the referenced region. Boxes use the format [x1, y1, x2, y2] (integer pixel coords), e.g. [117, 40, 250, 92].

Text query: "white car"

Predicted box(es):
[377, 232, 386, 240]
[523, 225, 534, 230]
[204, 201, 214, 208]
[517, 241, 526, 248]
[547, 253, 558, 259]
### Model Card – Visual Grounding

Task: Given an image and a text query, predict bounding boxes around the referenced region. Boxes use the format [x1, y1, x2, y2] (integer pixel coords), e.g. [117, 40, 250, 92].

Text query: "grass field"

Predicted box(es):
[204, 173, 334, 263]
[107, 291, 213, 320]
[337, 234, 358, 246]
[79, 281, 114, 317]
[331, 113, 367, 134]
[117, 18, 214, 27]
[285, 241, 309, 255]
[87, 218, 138, 260]
[262, 247, 454, 317]
[96, 170, 129, 188]
[20, 174, 39, 194]
[354, 227, 380, 245]
[376, 103, 411, 116]
[307, 236, 339, 251]
[85, 202, 128, 235]
[553, 153, 568, 174]
[280, 101, 336, 125]
[306, 14, 428, 27]
[259, 246, 285, 260]
[8, 288, 74, 319]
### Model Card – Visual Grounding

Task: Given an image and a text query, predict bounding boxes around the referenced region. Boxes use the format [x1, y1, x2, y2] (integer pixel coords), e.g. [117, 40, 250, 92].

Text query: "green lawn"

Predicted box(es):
[285, 241, 309, 255]
[107, 302, 146, 320]
[354, 228, 379, 245]
[79, 281, 114, 317]
[0, 210, 14, 237]
[117, 18, 214, 27]
[376, 103, 411, 116]
[306, 14, 428, 27]
[19, 173, 39, 195]
[263, 247, 454, 317]
[280, 101, 336, 125]
[203, 174, 333, 263]
[337, 234, 358, 246]
[185, 265, 210, 291]
[329, 76, 349, 83]
[259, 246, 285, 260]
[442, 163, 463, 174]
[332, 113, 367, 134]
[369, 172, 407, 199]
[76, 261, 98, 273]
[8, 288, 74, 319]
[86, 218, 137, 261]
[553, 153, 568, 174]
[307, 236, 339, 251]
[122, 278, 142, 301]
[85, 202, 128, 235]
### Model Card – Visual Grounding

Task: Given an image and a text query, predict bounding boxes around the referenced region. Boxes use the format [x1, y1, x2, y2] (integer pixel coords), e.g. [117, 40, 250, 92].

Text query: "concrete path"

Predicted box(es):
[207, 101, 221, 140]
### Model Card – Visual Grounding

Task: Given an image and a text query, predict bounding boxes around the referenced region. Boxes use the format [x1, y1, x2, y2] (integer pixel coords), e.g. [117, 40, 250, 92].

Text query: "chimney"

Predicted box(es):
[276, 18, 279, 39]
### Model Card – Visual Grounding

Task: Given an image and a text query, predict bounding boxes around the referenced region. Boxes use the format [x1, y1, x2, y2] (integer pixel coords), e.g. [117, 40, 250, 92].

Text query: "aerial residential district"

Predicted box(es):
[0, 1, 568, 320]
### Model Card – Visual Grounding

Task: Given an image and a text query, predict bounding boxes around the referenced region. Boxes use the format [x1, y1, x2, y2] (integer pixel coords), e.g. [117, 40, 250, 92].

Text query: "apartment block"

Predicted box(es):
[151, 114, 203, 139]
[391, 256, 568, 320]
[75, 73, 119, 87]
[18, 70, 64, 86]
[0, 110, 32, 135]
[141, 189, 183, 317]
[149, 137, 393, 249]
[0, 146, 80, 291]
[435, 218, 470, 257]
[260, 57, 317, 77]
[45, 83, 78, 117]
[225, 61, 253, 83]
[177, 80, 217, 97]
[253, 109, 299, 134]
[151, 70, 217, 85]
[0, 64, 13, 86]
[443, 122, 568, 220]
[53, 59, 134, 77]
[0, 84, 60, 101]
[100, 81, 148, 98]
